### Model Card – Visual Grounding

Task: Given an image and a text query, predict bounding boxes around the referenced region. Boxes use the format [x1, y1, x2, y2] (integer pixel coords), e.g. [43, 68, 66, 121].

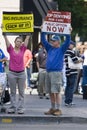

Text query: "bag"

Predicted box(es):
[68, 56, 82, 69]
[2, 89, 10, 103]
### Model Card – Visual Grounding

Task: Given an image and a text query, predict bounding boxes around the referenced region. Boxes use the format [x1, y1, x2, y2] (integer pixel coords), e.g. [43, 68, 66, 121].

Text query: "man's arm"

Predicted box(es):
[36, 61, 39, 71]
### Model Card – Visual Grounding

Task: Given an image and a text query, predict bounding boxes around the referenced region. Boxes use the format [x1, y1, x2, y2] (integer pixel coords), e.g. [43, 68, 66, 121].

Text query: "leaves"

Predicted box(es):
[54, 0, 87, 41]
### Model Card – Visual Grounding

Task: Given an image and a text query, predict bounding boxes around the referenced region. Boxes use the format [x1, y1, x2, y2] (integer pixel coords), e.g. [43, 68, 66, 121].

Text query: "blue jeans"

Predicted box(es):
[65, 74, 77, 104]
[26, 67, 31, 87]
[82, 65, 87, 93]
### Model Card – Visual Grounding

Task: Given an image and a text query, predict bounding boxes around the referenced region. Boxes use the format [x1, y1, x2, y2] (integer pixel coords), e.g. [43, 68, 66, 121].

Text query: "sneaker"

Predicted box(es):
[45, 96, 49, 99]
[69, 102, 75, 106]
[65, 102, 75, 107]
[39, 94, 43, 99]
[53, 109, 62, 116]
[7, 106, 16, 114]
[65, 103, 69, 106]
[44, 108, 56, 115]
[17, 109, 24, 114]
[45, 94, 49, 99]
[39, 96, 43, 99]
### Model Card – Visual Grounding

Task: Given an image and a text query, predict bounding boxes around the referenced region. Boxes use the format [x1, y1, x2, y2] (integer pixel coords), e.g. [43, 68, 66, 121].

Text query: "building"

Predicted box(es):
[0, 0, 20, 58]
[0, 0, 57, 58]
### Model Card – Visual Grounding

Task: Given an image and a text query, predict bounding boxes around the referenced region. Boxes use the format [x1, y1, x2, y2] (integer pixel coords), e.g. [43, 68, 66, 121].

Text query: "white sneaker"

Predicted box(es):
[7, 107, 16, 114]
[17, 109, 24, 114]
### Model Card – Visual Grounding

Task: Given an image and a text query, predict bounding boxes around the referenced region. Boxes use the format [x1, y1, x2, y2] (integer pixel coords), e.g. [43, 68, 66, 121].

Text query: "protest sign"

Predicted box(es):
[42, 10, 71, 35]
[2, 12, 34, 35]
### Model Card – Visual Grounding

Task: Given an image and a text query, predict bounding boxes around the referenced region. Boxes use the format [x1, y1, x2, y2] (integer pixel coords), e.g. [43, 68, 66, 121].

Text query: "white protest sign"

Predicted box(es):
[42, 11, 71, 34]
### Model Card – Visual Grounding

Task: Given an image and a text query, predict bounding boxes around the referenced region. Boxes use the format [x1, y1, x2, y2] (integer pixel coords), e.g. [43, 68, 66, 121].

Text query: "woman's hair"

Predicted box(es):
[14, 36, 23, 42]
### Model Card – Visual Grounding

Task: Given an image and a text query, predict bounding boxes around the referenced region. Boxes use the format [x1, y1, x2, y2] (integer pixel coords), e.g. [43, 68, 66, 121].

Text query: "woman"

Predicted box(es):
[3, 34, 30, 114]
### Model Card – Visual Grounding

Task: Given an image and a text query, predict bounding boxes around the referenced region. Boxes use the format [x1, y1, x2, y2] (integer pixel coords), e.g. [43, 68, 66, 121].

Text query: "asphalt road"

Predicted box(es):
[0, 123, 87, 130]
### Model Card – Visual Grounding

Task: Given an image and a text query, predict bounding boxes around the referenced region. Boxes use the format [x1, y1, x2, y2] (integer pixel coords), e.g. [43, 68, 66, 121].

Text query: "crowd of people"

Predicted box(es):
[0, 25, 87, 116]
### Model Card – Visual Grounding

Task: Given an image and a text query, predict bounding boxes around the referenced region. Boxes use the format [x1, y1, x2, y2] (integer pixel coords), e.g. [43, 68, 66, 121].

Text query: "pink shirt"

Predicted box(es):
[7, 44, 26, 72]
[23, 49, 32, 68]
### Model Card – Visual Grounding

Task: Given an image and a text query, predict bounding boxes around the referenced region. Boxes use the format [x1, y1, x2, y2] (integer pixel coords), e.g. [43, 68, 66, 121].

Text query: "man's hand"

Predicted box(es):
[69, 26, 73, 34]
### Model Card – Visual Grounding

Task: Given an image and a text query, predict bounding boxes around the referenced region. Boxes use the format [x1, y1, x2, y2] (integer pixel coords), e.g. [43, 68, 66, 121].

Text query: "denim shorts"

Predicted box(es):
[45, 71, 63, 93]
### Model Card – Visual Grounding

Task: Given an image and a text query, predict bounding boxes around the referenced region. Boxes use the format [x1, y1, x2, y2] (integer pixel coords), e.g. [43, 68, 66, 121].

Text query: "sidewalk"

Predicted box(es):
[0, 89, 87, 124]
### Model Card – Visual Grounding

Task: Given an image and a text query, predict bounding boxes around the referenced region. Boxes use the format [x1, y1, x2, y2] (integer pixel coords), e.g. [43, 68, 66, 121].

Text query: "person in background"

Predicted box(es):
[82, 43, 87, 99]
[3, 34, 30, 114]
[41, 30, 71, 116]
[36, 42, 49, 99]
[32, 43, 43, 73]
[0, 48, 7, 72]
[73, 42, 84, 94]
[64, 41, 83, 106]
[24, 49, 32, 90]
[62, 61, 67, 91]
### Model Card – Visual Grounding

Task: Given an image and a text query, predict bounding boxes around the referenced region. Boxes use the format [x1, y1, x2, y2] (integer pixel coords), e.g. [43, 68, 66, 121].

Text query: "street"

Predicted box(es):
[0, 123, 87, 130]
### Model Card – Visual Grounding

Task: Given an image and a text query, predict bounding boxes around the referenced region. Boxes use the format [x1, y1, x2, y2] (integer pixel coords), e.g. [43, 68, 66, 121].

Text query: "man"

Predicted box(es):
[36, 42, 49, 99]
[64, 41, 83, 106]
[41, 32, 71, 116]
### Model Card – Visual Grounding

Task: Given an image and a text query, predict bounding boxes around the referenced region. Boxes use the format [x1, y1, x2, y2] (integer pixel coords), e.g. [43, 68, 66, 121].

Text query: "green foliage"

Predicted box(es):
[54, 0, 87, 41]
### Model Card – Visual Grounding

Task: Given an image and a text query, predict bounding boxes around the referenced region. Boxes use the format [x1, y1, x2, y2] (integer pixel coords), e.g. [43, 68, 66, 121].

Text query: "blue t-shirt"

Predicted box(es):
[0, 49, 6, 72]
[41, 32, 71, 72]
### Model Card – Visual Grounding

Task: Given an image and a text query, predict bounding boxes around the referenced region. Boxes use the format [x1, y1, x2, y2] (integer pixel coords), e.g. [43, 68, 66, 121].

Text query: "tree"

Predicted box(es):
[54, 0, 87, 41]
